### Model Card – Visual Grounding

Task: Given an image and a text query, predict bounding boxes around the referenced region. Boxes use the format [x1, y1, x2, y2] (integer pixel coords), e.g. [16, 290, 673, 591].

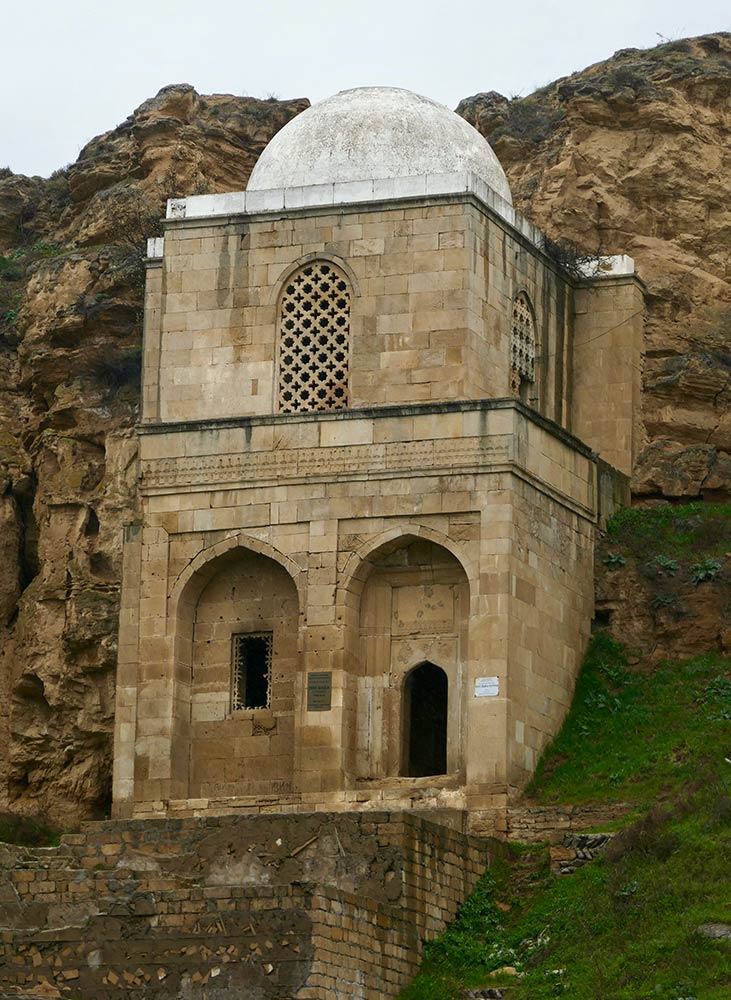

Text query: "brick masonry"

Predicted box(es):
[0, 811, 490, 999]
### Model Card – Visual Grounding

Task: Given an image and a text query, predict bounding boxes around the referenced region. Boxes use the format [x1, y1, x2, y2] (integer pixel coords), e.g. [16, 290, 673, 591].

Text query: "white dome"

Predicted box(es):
[247, 86, 512, 205]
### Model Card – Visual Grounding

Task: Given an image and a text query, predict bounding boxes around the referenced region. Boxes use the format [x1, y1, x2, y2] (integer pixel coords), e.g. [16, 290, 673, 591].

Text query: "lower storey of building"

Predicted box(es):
[114, 404, 605, 826]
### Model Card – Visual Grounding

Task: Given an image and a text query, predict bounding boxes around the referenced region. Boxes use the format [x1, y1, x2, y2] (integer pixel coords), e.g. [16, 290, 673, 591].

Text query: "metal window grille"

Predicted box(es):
[278, 261, 351, 412]
[510, 292, 536, 396]
[231, 632, 273, 710]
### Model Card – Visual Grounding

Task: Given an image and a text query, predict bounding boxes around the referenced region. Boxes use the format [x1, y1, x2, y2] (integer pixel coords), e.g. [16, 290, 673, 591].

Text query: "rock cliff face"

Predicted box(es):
[0, 86, 308, 824]
[1, 35, 730, 824]
[458, 33, 731, 498]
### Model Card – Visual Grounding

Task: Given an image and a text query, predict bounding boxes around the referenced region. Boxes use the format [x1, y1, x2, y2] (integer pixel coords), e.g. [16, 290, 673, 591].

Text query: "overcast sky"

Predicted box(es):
[2, 0, 730, 177]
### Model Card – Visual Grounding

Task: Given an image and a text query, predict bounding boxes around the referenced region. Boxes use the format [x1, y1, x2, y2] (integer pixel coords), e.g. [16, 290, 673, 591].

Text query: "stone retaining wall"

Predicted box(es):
[0, 811, 490, 999]
[505, 802, 631, 844]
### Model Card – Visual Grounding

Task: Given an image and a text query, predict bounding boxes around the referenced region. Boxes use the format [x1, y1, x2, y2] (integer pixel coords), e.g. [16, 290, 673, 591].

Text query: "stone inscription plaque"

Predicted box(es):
[307, 671, 332, 711]
[474, 676, 499, 698]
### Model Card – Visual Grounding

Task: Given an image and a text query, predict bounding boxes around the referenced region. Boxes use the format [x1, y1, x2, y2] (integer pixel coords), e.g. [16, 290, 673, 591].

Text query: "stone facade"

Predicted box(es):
[0, 811, 488, 999]
[139, 197, 642, 449]
[113, 129, 643, 833]
[8, 87, 645, 998]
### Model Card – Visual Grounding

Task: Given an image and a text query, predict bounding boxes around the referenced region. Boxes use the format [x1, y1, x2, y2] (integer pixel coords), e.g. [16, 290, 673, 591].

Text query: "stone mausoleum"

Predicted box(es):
[112, 87, 643, 834]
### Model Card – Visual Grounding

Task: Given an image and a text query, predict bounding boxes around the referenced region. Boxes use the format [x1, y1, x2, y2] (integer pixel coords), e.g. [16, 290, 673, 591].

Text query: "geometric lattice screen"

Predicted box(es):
[278, 261, 351, 412]
[510, 291, 536, 397]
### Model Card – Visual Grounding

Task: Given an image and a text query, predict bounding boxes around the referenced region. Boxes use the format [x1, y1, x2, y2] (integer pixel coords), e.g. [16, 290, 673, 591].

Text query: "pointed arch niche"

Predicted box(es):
[351, 535, 468, 781]
[171, 544, 300, 800]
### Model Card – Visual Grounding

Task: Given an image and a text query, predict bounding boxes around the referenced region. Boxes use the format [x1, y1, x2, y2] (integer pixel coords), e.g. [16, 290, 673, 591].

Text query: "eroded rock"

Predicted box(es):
[0, 87, 307, 825]
[461, 33, 731, 496]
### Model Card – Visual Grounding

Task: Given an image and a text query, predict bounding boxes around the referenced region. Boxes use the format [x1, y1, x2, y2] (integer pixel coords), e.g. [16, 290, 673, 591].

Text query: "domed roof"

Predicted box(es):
[247, 86, 512, 204]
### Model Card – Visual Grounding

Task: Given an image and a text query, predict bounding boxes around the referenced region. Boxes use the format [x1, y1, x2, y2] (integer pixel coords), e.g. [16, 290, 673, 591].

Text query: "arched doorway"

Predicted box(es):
[352, 534, 468, 780]
[402, 662, 448, 777]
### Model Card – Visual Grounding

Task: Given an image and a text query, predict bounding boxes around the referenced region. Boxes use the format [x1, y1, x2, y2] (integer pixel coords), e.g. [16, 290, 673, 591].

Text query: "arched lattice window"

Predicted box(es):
[510, 292, 536, 398]
[278, 261, 351, 413]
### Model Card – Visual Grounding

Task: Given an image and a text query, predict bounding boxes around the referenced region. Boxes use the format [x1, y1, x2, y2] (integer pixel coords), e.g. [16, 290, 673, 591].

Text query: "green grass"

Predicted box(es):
[0, 813, 61, 847]
[508, 800, 731, 1000]
[399, 636, 731, 999]
[399, 870, 510, 999]
[528, 635, 731, 808]
[605, 502, 731, 562]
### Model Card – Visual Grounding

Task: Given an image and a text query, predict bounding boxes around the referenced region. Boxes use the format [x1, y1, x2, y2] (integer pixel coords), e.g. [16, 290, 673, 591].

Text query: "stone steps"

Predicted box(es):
[506, 802, 631, 844]
[549, 831, 615, 875]
[462, 989, 514, 998]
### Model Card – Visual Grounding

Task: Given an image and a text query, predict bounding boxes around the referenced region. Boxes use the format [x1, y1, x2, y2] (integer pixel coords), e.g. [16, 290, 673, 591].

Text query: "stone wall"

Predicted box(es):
[306, 889, 416, 998]
[356, 536, 468, 780]
[0, 811, 490, 999]
[143, 196, 577, 427]
[114, 400, 599, 826]
[572, 278, 645, 477]
[189, 549, 299, 799]
[506, 801, 632, 843]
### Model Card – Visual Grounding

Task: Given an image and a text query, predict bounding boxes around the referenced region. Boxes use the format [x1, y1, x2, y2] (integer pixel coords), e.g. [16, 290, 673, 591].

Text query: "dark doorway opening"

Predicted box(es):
[403, 662, 448, 777]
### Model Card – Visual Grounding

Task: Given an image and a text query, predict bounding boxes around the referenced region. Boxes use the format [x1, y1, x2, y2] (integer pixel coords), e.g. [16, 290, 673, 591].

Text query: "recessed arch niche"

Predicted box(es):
[353, 535, 468, 780]
[172, 545, 299, 800]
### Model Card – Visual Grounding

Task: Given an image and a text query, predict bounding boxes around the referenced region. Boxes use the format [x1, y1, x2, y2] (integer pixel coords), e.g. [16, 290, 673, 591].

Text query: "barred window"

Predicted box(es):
[232, 632, 272, 710]
[278, 261, 351, 413]
[510, 292, 536, 398]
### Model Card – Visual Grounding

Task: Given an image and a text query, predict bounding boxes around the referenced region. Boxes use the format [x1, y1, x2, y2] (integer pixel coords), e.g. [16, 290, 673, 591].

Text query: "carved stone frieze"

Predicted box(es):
[140, 436, 513, 489]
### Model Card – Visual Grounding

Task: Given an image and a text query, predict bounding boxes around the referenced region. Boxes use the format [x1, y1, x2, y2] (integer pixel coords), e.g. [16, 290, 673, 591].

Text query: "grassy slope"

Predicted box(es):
[401, 505, 731, 1000]
[603, 502, 731, 567]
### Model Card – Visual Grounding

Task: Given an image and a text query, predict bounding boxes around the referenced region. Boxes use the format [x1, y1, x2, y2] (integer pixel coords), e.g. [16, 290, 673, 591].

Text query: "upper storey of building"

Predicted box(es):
[142, 87, 644, 475]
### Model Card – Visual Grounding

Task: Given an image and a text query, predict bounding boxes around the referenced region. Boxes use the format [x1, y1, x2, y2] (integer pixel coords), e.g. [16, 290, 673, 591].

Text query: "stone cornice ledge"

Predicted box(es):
[138, 397, 596, 460]
[153, 175, 636, 281]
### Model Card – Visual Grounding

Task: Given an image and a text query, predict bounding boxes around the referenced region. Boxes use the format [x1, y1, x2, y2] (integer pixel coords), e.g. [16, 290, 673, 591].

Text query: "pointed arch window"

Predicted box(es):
[510, 291, 536, 399]
[278, 261, 351, 413]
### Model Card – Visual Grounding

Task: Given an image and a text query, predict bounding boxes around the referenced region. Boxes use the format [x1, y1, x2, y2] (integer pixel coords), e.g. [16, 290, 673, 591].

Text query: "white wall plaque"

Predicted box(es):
[475, 676, 499, 698]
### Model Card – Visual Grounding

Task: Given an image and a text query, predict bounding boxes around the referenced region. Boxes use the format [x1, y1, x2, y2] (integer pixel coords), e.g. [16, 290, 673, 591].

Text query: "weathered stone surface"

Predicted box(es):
[0, 494, 21, 624]
[247, 86, 513, 203]
[0, 86, 308, 826]
[0, 811, 489, 999]
[0, 173, 43, 247]
[549, 832, 616, 875]
[696, 923, 731, 940]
